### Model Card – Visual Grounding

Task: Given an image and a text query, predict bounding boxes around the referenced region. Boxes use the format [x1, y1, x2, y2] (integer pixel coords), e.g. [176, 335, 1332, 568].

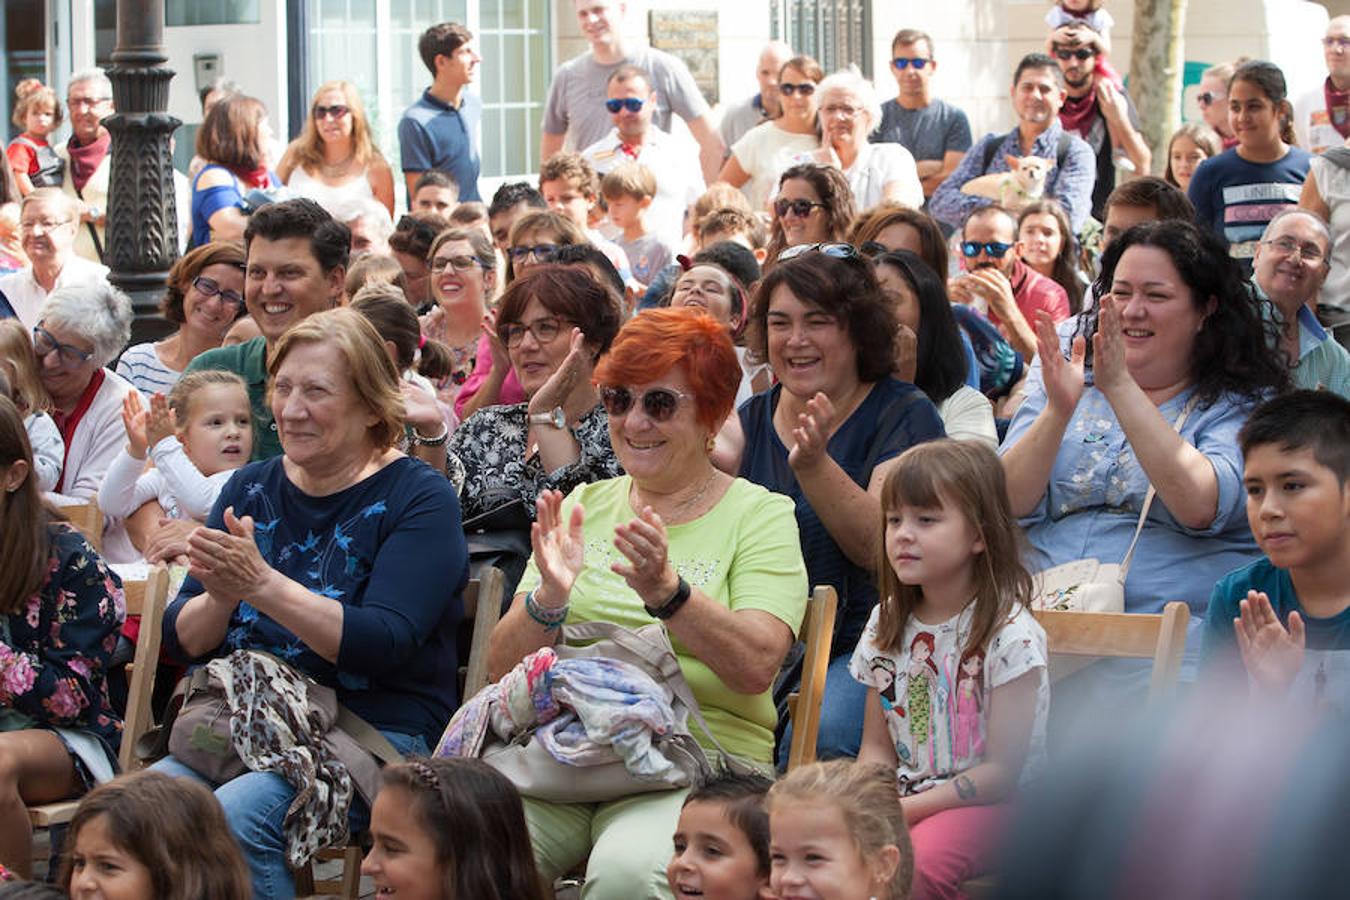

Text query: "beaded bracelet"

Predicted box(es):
[525, 589, 568, 630]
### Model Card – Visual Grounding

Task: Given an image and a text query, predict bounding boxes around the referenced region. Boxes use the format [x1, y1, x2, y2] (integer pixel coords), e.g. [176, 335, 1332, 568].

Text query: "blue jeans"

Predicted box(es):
[151, 730, 429, 900]
[776, 653, 868, 769]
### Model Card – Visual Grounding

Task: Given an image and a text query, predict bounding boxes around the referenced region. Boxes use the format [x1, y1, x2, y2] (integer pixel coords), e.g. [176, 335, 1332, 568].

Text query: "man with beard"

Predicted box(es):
[930, 53, 1095, 234]
[949, 204, 1069, 360]
[1048, 24, 1150, 222]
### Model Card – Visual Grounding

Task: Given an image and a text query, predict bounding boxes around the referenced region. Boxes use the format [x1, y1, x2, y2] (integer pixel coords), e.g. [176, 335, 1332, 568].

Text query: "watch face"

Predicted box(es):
[550, 407, 566, 429]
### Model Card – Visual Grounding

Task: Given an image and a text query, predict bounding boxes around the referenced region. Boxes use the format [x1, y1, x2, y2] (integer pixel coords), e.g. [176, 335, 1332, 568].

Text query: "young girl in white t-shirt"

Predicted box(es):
[98, 370, 252, 534]
[852, 439, 1049, 896]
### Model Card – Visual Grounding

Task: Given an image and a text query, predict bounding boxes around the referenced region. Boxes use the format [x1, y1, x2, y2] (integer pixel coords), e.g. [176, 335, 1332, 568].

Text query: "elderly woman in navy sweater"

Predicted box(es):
[155, 309, 466, 900]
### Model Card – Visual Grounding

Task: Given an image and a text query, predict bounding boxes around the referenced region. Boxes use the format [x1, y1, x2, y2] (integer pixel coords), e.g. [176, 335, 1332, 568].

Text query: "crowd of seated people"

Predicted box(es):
[2, 6, 1350, 898]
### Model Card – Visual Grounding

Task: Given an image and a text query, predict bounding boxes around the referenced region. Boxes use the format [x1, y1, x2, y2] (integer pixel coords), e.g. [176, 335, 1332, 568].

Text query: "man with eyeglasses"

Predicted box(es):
[949, 205, 1069, 361]
[930, 53, 1095, 235]
[1047, 24, 1150, 222]
[53, 68, 114, 263]
[542, 0, 724, 183]
[1250, 209, 1350, 395]
[399, 22, 483, 204]
[581, 66, 705, 246]
[870, 28, 973, 200]
[718, 41, 793, 151]
[0, 189, 109, 327]
[1294, 16, 1350, 155]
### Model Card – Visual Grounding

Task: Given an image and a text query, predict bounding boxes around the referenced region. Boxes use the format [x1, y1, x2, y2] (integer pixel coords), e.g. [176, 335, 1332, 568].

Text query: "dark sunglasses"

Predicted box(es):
[1195, 91, 1223, 107]
[776, 242, 861, 263]
[192, 275, 245, 310]
[313, 104, 350, 120]
[604, 97, 644, 114]
[779, 82, 816, 97]
[773, 198, 826, 219]
[892, 57, 932, 70]
[507, 244, 559, 263]
[961, 240, 1013, 259]
[32, 324, 94, 368]
[599, 386, 690, 422]
[1053, 48, 1096, 61]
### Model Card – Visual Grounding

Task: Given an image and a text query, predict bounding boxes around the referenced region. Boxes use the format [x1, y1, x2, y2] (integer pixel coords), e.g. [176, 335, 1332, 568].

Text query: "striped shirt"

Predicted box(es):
[115, 342, 181, 395]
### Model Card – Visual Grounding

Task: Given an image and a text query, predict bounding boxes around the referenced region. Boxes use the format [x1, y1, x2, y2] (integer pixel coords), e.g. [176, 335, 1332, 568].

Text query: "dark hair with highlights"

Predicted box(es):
[496, 265, 621, 361]
[765, 163, 856, 263]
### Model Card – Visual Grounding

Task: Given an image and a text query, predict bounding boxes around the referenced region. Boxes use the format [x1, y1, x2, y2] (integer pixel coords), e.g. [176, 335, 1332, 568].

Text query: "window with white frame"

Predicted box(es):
[770, 0, 870, 74]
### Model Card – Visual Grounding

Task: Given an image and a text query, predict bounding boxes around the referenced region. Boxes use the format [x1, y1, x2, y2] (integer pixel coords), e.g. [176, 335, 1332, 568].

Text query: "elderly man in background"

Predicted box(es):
[55, 69, 113, 262]
[0, 189, 109, 325]
[719, 41, 794, 151]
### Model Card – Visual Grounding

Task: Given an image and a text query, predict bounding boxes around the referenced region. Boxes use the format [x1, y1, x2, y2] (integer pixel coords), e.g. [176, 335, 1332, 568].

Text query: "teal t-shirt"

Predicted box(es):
[518, 475, 808, 763]
[1202, 558, 1350, 709]
[184, 336, 278, 460]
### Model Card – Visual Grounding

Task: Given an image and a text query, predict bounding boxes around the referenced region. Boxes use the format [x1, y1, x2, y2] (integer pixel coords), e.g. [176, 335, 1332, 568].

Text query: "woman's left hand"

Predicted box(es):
[787, 391, 836, 473]
[187, 506, 275, 605]
[528, 327, 591, 416]
[1091, 294, 1134, 397]
[612, 506, 678, 607]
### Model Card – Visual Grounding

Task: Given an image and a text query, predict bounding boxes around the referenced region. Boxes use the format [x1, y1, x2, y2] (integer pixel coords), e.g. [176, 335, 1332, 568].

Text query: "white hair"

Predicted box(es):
[816, 69, 884, 137]
[40, 282, 133, 368]
[341, 197, 394, 242]
[67, 68, 113, 101]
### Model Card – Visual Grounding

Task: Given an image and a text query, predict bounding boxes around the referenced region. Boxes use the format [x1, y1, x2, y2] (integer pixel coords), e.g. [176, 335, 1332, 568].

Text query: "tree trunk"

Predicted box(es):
[1129, 0, 1188, 176]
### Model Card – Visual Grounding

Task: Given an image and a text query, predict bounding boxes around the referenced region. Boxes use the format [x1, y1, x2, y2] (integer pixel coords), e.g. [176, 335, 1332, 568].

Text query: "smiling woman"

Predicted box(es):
[277, 81, 395, 218]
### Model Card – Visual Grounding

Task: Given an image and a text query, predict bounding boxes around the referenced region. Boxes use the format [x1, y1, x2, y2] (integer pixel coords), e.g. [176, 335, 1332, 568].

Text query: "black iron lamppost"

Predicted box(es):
[105, 0, 180, 343]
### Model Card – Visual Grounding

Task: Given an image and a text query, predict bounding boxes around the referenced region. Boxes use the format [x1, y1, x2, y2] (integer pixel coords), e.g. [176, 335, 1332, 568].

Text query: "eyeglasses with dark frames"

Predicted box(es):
[192, 275, 245, 310]
[773, 198, 826, 219]
[32, 324, 94, 368]
[429, 254, 489, 274]
[507, 244, 560, 264]
[1053, 48, 1096, 61]
[502, 316, 572, 348]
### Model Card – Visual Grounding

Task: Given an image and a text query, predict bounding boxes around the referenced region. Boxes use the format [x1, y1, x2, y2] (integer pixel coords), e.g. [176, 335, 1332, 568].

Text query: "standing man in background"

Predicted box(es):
[56, 69, 113, 263]
[1295, 16, 1350, 155]
[400, 22, 483, 203]
[718, 41, 794, 151]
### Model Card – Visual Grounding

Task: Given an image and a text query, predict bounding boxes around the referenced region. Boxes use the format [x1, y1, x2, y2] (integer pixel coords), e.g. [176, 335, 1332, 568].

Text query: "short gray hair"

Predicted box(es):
[342, 197, 394, 242]
[1261, 208, 1332, 257]
[816, 69, 884, 136]
[40, 282, 133, 368]
[67, 68, 113, 101]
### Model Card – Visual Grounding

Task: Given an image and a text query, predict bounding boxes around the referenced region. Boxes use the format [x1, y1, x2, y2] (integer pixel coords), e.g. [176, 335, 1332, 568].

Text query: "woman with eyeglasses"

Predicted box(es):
[1188, 60, 1311, 275]
[448, 267, 622, 570]
[722, 245, 944, 762]
[32, 283, 140, 562]
[190, 94, 279, 246]
[502, 210, 586, 284]
[800, 70, 923, 211]
[113, 242, 246, 395]
[717, 55, 826, 212]
[764, 163, 856, 264]
[487, 307, 808, 894]
[416, 227, 500, 413]
[276, 81, 395, 218]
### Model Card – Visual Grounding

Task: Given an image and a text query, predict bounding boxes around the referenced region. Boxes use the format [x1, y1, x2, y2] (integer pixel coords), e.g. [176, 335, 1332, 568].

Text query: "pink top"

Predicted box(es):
[454, 333, 526, 419]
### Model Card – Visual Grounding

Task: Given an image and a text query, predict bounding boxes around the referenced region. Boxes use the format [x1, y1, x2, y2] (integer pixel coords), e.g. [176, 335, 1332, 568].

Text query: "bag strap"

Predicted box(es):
[71, 182, 105, 262]
[335, 704, 404, 766]
[1117, 395, 1200, 580]
[1322, 147, 1350, 170]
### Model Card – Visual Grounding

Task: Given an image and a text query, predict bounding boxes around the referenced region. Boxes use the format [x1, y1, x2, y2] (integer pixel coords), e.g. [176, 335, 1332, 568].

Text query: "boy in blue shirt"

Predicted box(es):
[1201, 391, 1350, 703]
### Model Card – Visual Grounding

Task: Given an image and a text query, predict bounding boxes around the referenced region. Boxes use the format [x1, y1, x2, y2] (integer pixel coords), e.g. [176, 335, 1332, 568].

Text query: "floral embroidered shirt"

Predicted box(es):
[0, 524, 125, 748]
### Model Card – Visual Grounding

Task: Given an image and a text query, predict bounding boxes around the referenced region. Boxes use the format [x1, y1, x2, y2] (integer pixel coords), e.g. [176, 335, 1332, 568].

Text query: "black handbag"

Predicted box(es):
[461, 492, 533, 598]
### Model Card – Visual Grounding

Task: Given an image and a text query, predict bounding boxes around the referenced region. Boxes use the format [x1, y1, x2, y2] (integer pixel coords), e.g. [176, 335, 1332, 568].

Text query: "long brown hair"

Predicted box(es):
[278, 80, 384, 181]
[874, 440, 1032, 659]
[194, 93, 268, 172]
[0, 319, 51, 414]
[764, 163, 856, 264]
[60, 770, 251, 900]
[1017, 199, 1083, 315]
[0, 396, 56, 615]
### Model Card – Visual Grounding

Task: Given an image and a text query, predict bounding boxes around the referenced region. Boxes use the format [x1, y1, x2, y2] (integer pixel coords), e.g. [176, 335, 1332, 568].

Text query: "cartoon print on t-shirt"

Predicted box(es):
[870, 656, 911, 764]
[952, 647, 986, 763]
[905, 631, 939, 770]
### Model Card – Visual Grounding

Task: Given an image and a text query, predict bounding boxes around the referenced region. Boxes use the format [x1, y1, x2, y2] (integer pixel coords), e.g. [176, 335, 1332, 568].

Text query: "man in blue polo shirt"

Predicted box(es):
[399, 22, 482, 202]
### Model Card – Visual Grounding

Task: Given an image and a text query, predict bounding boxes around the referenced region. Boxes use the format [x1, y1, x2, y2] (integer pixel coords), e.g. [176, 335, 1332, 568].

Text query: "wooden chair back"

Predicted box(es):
[63, 501, 103, 554]
[462, 566, 505, 703]
[1032, 601, 1191, 702]
[786, 585, 838, 771]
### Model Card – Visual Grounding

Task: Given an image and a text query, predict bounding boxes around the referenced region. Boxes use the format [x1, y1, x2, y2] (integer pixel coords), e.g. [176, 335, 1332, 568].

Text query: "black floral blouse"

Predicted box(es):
[449, 403, 622, 520]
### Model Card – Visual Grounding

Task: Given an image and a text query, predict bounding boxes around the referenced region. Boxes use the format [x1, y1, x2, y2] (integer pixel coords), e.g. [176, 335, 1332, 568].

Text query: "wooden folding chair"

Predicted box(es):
[785, 585, 838, 771]
[61, 500, 103, 554]
[1033, 601, 1191, 703]
[298, 568, 505, 900]
[28, 565, 170, 831]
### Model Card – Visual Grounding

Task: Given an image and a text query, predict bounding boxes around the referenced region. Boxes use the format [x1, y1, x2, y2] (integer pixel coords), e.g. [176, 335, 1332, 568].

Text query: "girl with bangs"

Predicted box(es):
[852, 439, 1048, 897]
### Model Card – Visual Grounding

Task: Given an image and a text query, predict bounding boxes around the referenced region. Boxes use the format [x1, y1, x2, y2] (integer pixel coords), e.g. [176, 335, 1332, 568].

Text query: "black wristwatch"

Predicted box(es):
[645, 576, 691, 620]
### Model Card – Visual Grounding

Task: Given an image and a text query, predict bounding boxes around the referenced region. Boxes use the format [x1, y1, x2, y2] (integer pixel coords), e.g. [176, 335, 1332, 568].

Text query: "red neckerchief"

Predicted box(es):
[1325, 76, 1350, 140]
[51, 369, 105, 493]
[619, 143, 640, 160]
[1059, 91, 1098, 139]
[67, 131, 111, 192]
[232, 166, 274, 190]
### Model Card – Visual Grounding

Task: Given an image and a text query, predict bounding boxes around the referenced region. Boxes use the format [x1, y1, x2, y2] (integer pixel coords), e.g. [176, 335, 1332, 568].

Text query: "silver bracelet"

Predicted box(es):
[412, 422, 449, 447]
[524, 589, 568, 630]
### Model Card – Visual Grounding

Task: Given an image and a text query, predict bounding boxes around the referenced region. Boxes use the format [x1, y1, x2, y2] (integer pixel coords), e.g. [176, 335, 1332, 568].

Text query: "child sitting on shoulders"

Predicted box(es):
[1201, 391, 1350, 705]
[601, 163, 675, 289]
[853, 439, 1048, 895]
[667, 770, 774, 900]
[98, 370, 252, 530]
[0, 319, 62, 491]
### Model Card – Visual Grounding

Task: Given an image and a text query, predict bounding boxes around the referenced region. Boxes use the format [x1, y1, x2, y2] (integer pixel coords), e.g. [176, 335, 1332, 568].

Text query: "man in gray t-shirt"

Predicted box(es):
[542, 0, 724, 182]
[869, 27, 973, 199]
[718, 41, 793, 152]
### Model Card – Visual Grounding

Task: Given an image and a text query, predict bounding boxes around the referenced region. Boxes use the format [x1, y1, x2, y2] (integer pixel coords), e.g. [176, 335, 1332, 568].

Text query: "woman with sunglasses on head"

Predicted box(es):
[190, 94, 279, 246]
[721, 244, 944, 762]
[717, 56, 825, 212]
[416, 226, 503, 414]
[764, 163, 856, 265]
[276, 81, 395, 218]
[1188, 60, 1311, 275]
[114, 242, 246, 395]
[487, 307, 808, 897]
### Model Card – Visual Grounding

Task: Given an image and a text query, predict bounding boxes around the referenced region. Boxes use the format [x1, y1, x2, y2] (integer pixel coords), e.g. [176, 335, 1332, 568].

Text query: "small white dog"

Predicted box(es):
[960, 155, 1053, 211]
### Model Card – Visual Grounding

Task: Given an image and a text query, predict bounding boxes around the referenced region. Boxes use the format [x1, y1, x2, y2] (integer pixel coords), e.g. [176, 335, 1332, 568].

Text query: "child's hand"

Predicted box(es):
[121, 392, 150, 459]
[1234, 590, 1306, 695]
[145, 393, 175, 451]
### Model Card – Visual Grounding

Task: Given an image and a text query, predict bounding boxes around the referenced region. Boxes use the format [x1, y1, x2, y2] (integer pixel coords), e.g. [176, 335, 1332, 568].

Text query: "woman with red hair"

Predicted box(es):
[486, 307, 809, 898]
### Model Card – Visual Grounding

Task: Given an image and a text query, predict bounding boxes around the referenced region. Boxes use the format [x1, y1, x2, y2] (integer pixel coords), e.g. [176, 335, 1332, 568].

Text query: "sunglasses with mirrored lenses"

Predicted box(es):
[892, 57, 932, 70]
[313, 104, 350, 120]
[776, 242, 861, 263]
[507, 244, 559, 263]
[32, 324, 94, 367]
[1053, 48, 1096, 61]
[192, 275, 245, 310]
[773, 198, 826, 219]
[961, 241, 1013, 259]
[778, 82, 816, 97]
[599, 386, 690, 422]
[604, 97, 644, 114]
